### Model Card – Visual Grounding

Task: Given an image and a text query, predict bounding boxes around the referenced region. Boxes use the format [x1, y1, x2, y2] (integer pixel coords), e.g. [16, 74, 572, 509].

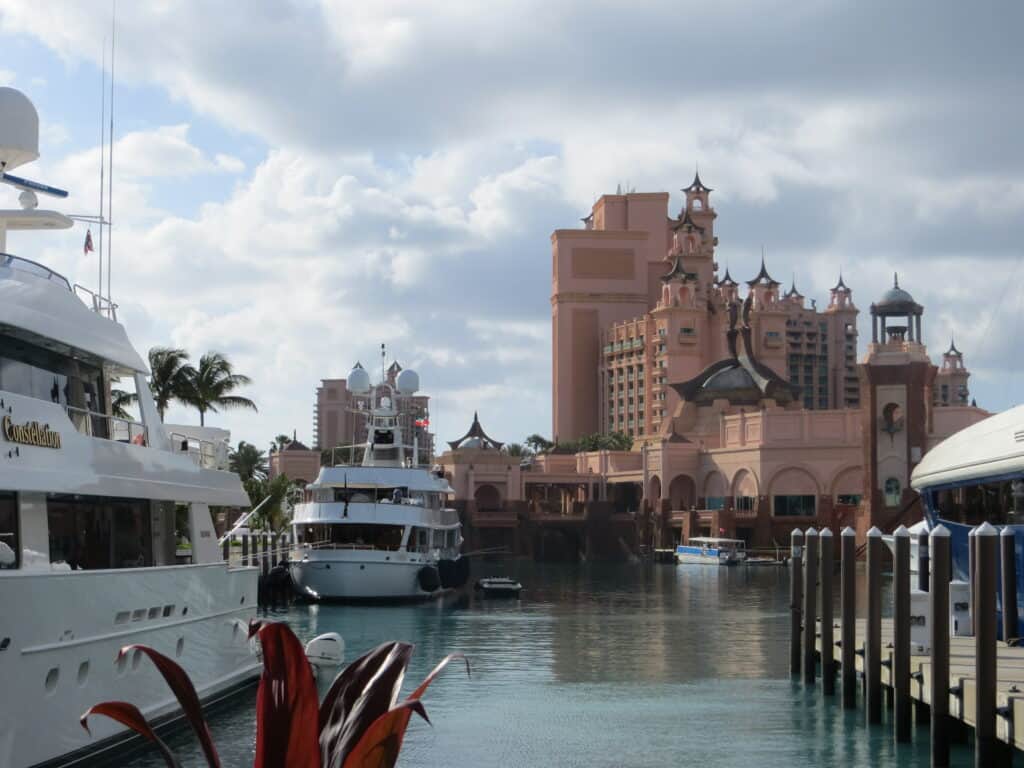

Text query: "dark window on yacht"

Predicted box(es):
[773, 495, 816, 517]
[932, 478, 1024, 527]
[302, 524, 404, 551]
[373, 429, 395, 445]
[0, 333, 108, 438]
[411, 527, 430, 553]
[0, 492, 18, 569]
[47, 495, 152, 570]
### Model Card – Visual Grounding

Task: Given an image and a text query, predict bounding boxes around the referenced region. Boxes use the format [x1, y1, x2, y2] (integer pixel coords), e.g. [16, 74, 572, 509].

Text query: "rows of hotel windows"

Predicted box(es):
[0, 492, 152, 570]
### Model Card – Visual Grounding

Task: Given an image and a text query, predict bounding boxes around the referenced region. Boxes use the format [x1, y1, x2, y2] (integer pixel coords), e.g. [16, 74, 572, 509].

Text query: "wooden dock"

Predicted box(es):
[814, 617, 1024, 748]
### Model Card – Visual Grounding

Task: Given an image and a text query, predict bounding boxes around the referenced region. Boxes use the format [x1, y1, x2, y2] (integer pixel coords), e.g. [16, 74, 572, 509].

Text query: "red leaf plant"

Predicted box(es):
[80, 621, 468, 768]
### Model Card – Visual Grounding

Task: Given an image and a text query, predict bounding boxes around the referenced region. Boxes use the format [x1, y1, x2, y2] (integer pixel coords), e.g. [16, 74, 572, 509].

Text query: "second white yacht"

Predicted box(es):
[289, 362, 467, 600]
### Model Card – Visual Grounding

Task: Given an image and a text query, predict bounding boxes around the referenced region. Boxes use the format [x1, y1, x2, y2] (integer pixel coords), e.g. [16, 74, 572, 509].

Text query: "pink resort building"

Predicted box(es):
[274, 175, 990, 557]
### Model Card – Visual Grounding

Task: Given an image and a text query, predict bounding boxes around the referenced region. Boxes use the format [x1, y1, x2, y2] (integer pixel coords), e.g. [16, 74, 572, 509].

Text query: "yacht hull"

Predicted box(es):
[290, 553, 439, 601]
[0, 564, 260, 768]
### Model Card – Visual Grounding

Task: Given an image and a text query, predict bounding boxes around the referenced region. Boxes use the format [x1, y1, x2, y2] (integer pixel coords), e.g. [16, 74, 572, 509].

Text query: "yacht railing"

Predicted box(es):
[1, 253, 72, 291]
[64, 404, 149, 446]
[73, 283, 118, 320]
[1, 253, 120, 320]
[169, 432, 222, 470]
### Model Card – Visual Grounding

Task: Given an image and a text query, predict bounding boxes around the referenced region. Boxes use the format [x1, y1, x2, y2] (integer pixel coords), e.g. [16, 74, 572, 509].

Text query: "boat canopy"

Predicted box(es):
[687, 537, 745, 546]
[0, 257, 148, 372]
[911, 406, 1021, 491]
[313, 465, 453, 494]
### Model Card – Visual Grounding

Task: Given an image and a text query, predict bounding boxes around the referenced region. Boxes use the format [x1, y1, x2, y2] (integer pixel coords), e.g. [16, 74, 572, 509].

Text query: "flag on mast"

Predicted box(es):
[83, 228, 95, 256]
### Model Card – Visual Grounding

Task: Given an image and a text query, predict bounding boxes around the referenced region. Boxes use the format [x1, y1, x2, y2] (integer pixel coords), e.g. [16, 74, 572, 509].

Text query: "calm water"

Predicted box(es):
[125, 562, 971, 767]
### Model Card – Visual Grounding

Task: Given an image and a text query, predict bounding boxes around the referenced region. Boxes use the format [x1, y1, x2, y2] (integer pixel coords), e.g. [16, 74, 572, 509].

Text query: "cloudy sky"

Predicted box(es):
[1, 1, 1022, 452]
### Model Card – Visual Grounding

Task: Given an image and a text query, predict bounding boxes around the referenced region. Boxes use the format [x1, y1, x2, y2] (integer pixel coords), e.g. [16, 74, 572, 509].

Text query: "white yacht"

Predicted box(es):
[289, 363, 466, 600]
[0, 88, 259, 768]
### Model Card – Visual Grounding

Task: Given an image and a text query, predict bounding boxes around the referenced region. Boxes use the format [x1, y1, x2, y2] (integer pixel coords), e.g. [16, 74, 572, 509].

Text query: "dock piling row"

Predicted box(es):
[799, 521, 1024, 768]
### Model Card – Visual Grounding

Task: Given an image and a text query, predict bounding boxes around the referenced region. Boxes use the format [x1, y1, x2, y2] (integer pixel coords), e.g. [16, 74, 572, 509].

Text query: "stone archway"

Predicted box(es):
[769, 467, 821, 518]
[731, 469, 759, 513]
[648, 475, 662, 504]
[474, 483, 502, 512]
[668, 475, 696, 510]
[703, 471, 728, 510]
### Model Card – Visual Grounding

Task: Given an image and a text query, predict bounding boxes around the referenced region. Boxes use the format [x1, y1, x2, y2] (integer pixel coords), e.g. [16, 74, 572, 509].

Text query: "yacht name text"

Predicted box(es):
[2, 416, 61, 449]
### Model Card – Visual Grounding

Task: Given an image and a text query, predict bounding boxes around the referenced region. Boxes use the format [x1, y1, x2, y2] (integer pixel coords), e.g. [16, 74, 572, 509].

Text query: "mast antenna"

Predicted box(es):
[98, 39, 106, 298]
[106, 0, 116, 304]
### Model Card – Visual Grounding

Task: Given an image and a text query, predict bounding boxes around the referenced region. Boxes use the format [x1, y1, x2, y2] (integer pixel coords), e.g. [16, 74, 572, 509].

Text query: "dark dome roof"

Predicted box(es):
[876, 273, 919, 311]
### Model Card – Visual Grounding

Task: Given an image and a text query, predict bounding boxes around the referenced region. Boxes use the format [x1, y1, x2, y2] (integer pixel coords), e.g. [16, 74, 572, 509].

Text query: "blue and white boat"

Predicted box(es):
[911, 405, 1024, 637]
[675, 536, 747, 566]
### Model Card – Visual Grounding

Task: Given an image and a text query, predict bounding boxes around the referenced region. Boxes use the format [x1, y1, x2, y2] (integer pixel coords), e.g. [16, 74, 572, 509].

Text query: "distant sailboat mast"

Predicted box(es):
[97, 39, 106, 299]
[106, 0, 116, 304]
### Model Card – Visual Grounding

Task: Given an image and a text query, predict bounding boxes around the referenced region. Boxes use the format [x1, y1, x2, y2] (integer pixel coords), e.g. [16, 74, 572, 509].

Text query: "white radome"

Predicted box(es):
[0, 87, 40, 171]
[396, 368, 419, 395]
[348, 365, 371, 394]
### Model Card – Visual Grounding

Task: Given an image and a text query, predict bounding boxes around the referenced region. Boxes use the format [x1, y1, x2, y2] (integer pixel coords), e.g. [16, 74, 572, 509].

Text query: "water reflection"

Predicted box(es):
[122, 561, 969, 767]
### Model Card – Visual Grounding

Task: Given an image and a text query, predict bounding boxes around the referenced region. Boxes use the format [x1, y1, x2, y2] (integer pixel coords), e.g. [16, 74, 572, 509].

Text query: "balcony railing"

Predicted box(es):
[168, 432, 222, 470]
[65, 405, 149, 446]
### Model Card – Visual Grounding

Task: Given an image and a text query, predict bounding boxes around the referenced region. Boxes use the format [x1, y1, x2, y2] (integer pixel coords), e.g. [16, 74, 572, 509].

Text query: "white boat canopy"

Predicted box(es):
[0, 258, 148, 372]
[911, 406, 1023, 491]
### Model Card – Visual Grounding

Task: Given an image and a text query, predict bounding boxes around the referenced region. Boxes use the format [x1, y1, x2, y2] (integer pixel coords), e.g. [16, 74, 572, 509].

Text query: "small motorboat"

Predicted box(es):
[474, 577, 522, 598]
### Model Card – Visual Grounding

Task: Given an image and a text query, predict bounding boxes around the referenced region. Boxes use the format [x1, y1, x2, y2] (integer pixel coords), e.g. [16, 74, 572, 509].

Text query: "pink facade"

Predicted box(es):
[441, 176, 991, 552]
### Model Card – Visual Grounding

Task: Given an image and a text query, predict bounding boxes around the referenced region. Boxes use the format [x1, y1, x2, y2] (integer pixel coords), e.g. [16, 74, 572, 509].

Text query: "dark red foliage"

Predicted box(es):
[80, 701, 181, 768]
[253, 622, 321, 768]
[82, 621, 467, 768]
[119, 644, 221, 768]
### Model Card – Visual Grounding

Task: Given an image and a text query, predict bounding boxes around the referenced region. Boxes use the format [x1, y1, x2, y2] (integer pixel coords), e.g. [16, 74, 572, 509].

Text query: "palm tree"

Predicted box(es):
[525, 434, 553, 454]
[272, 434, 292, 453]
[184, 352, 257, 426]
[110, 388, 137, 419]
[147, 347, 196, 421]
[230, 441, 268, 482]
[503, 443, 529, 457]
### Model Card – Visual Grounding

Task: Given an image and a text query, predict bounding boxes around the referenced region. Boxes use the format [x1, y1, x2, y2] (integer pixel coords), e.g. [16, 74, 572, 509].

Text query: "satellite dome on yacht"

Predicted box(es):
[347, 362, 371, 394]
[396, 367, 419, 395]
[0, 86, 40, 170]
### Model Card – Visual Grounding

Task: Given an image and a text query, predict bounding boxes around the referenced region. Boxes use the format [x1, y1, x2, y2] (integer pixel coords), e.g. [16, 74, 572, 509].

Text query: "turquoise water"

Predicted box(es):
[126, 563, 971, 767]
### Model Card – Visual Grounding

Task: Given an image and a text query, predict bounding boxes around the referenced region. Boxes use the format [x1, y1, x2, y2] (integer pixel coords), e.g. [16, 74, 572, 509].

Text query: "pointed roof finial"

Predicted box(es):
[682, 168, 713, 193]
[894, 272, 900, 289]
[831, 267, 849, 292]
[947, 335, 962, 356]
[747, 246, 780, 287]
[717, 265, 738, 287]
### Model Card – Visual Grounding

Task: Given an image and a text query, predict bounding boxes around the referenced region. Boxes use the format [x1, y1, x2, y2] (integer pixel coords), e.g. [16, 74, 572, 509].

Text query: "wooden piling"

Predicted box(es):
[969, 526, 977, 636]
[790, 528, 804, 677]
[866, 526, 883, 724]
[242, 534, 249, 566]
[262, 533, 270, 575]
[804, 528, 819, 686]
[893, 525, 911, 743]
[1001, 526, 1018, 643]
[222, 537, 229, 563]
[841, 526, 856, 709]
[820, 528, 835, 696]
[930, 524, 951, 768]
[918, 527, 930, 593]
[974, 522, 998, 768]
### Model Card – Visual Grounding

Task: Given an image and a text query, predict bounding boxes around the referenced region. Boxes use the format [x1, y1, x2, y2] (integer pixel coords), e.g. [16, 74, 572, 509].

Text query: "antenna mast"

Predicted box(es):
[97, 41, 106, 298]
[106, 0, 116, 303]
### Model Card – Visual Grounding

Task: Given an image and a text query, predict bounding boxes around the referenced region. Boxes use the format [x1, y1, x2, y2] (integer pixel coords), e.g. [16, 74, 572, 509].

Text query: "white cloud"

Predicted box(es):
[0, 68, 14, 85]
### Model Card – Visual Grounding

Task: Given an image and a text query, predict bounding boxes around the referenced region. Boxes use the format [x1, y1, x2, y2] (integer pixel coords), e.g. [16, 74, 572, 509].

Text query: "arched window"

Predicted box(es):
[884, 477, 901, 506]
[692, 198, 703, 211]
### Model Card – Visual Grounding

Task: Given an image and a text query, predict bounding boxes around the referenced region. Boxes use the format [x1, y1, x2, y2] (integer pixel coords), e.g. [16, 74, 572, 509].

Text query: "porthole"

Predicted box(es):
[115, 654, 127, 676]
[176, 637, 184, 658]
[182, 606, 188, 616]
[131, 649, 143, 672]
[148, 607, 161, 619]
[45, 667, 59, 693]
[0, 637, 9, 651]
[162, 605, 175, 617]
[240, 595, 246, 605]
[114, 611, 130, 625]
[77, 660, 90, 686]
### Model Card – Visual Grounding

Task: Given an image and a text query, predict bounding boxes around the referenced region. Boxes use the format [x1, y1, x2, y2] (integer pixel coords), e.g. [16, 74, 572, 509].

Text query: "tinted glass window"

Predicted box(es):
[0, 492, 17, 569]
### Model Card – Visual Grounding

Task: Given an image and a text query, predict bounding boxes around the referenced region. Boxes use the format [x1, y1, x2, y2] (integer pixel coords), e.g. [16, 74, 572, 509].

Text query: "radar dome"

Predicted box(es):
[0, 88, 39, 172]
[396, 368, 420, 395]
[347, 365, 371, 394]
